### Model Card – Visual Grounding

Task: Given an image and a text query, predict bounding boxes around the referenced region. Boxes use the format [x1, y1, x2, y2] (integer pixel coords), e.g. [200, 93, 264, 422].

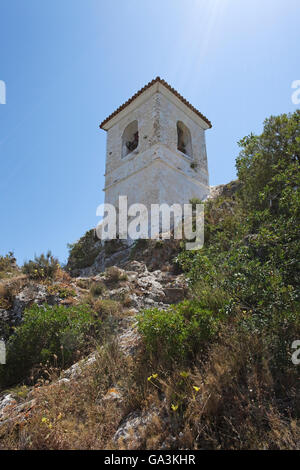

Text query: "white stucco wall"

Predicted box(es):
[102, 83, 210, 218]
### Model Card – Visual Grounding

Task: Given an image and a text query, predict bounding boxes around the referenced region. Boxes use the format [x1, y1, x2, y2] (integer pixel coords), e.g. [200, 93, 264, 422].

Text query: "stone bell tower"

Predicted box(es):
[100, 77, 211, 212]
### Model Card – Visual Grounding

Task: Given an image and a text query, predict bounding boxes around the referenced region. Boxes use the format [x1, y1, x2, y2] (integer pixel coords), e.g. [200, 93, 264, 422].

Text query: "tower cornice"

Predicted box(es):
[100, 77, 212, 130]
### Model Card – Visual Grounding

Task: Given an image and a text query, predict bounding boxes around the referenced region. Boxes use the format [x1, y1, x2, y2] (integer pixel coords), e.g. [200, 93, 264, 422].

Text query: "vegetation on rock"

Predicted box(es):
[0, 252, 18, 279]
[0, 111, 299, 449]
[67, 229, 102, 272]
[0, 304, 101, 388]
[23, 251, 59, 280]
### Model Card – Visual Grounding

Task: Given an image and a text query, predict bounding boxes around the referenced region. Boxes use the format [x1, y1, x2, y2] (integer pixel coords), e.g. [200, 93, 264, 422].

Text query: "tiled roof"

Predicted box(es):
[99, 76, 212, 129]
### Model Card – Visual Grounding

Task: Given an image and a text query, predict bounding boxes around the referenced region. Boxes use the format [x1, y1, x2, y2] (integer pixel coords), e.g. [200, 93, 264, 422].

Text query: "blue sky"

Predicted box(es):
[0, 0, 299, 265]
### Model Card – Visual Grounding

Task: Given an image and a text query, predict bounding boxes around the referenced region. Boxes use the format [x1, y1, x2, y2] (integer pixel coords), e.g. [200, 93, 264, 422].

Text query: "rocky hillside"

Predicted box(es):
[0, 181, 245, 449]
[0, 260, 189, 448]
[0, 110, 299, 450]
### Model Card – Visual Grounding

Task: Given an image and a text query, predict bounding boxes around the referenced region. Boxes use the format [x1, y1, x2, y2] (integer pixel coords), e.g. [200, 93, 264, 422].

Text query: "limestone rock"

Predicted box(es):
[11, 283, 59, 324]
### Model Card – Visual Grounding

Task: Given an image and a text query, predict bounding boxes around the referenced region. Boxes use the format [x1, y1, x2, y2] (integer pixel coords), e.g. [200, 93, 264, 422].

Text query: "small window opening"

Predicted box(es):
[122, 120, 139, 158]
[177, 121, 192, 158]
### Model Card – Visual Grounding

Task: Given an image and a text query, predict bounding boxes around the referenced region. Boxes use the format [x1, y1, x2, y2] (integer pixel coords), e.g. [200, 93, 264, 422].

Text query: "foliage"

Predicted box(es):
[236, 111, 300, 213]
[67, 229, 102, 271]
[236, 110, 300, 287]
[1, 111, 299, 450]
[177, 111, 300, 325]
[138, 301, 221, 361]
[23, 251, 59, 280]
[0, 303, 101, 389]
[0, 252, 18, 279]
[46, 284, 76, 299]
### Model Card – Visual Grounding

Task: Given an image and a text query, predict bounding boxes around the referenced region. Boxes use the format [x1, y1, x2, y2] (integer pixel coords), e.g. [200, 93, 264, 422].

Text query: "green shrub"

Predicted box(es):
[192, 281, 230, 311]
[235, 110, 300, 288]
[23, 251, 59, 280]
[67, 229, 102, 271]
[0, 303, 101, 389]
[46, 285, 76, 299]
[137, 300, 221, 362]
[175, 111, 300, 373]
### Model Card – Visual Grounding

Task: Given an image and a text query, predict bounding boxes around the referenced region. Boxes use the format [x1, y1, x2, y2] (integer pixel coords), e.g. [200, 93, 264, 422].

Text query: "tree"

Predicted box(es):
[236, 110, 300, 215]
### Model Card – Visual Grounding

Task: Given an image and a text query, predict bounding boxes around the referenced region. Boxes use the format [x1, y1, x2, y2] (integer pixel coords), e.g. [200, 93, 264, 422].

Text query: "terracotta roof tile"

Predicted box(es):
[99, 77, 212, 129]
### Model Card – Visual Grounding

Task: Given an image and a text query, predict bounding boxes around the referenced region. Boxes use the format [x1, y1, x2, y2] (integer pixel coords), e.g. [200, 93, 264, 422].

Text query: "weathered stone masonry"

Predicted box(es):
[100, 77, 211, 213]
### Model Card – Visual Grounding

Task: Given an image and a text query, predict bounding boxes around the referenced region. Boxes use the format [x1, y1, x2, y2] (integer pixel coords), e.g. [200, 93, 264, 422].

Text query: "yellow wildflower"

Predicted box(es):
[180, 371, 189, 378]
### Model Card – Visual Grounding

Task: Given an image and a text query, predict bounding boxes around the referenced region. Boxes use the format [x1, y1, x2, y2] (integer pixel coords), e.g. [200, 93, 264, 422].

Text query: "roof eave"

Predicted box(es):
[99, 77, 212, 130]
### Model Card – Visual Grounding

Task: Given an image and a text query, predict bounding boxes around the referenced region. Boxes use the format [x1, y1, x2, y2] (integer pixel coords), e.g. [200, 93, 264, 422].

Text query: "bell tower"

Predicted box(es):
[100, 77, 211, 212]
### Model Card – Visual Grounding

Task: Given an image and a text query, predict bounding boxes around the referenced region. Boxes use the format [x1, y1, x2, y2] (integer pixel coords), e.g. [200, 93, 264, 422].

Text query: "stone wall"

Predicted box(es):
[103, 84, 210, 217]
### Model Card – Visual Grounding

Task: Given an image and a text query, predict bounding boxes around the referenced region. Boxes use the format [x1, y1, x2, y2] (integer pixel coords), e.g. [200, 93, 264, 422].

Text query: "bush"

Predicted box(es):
[0, 303, 101, 389]
[90, 281, 106, 297]
[105, 266, 127, 282]
[176, 112, 300, 321]
[0, 252, 17, 279]
[93, 299, 121, 317]
[23, 251, 59, 280]
[67, 229, 102, 271]
[179, 323, 300, 450]
[175, 110, 300, 376]
[121, 293, 132, 308]
[46, 285, 76, 299]
[138, 301, 221, 362]
[75, 278, 92, 290]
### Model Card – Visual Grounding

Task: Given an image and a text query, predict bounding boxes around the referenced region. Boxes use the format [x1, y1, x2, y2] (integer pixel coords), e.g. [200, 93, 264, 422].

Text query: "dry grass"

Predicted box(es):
[0, 283, 9, 309]
[121, 293, 132, 308]
[176, 330, 300, 450]
[89, 280, 106, 297]
[105, 266, 127, 283]
[120, 326, 300, 450]
[54, 268, 71, 283]
[0, 276, 26, 309]
[93, 299, 122, 317]
[0, 340, 130, 450]
[75, 278, 93, 290]
[1, 324, 298, 450]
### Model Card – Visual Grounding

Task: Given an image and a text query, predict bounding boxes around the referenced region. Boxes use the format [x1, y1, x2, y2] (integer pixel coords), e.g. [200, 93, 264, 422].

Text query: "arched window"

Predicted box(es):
[177, 121, 192, 158]
[122, 120, 139, 158]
